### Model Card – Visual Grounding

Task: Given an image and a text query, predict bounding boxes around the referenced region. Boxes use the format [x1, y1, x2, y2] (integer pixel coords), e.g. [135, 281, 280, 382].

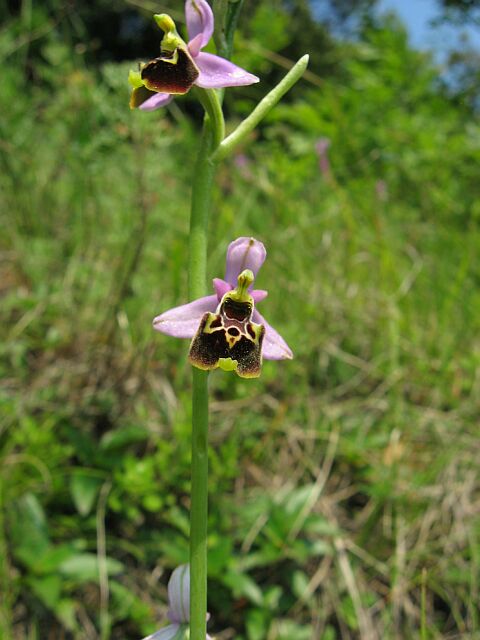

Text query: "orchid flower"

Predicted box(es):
[142, 565, 212, 640]
[129, 0, 259, 111]
[153, 237, 293, 378]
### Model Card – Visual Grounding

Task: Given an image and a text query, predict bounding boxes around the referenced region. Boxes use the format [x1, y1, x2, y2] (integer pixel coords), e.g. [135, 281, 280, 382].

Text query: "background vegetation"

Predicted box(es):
[1, 0, 480, 638]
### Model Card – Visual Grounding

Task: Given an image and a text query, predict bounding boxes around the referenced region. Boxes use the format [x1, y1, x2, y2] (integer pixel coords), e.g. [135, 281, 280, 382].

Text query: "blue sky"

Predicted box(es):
[377, 0, 480, 53]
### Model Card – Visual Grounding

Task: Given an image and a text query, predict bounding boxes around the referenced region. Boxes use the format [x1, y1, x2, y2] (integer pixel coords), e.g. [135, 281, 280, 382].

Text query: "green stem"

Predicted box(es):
[195, 88, 225, 150]
[189, 367, 209, 640]
[212, 0, 245, 105]
[213, 0, 228, 56]
[213, 0, 245, 60]
[188, 110, 221, 640]
[212, 54, 310, 162]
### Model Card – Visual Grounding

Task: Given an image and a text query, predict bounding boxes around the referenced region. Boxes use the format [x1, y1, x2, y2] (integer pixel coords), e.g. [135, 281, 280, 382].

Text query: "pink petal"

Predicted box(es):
[185, 0, 213, 49]
[141, 624, 181, 640]
[195, 53, 260, 89]
[253, 310, 293, 360]
[188, 33, 203, 58]
[213, 277, 232, 301]
[225, 237, 266, 286]
[139, 92, 174, 112]
[315, 137, 331, 155]
[167, 565, 190, 624]
[252, 289, 268, 303]
[153, 295, 217, 338]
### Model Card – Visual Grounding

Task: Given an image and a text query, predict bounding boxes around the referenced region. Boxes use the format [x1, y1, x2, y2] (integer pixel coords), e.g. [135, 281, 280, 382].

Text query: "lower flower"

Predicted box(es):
[142, 565, 213, 640]
[153, 237, 293, 378]
[188, 270, 265, 378]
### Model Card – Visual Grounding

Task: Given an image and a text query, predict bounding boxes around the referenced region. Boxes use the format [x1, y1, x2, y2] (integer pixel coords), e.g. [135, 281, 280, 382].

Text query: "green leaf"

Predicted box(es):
[28, 575, 62, 609]
[10, 493, 50, 569]
[304, 515, 340, 536]
[223, 571, 263, 606]
[56, 599, 79, 632]
[292, 570, 309, 599]
[246, 608, 270, 640]
[263, 585, 282, 610]
[110, 581, 154, 624]
[33, 543, 85, 574]
[206, 534, 233, 576]
[322, 627, 337, 640]
[58, 553, 123, 582]
[70, 472, 102, 516]
[275, 619, 313, 640]
[339, 595, 359, 631]
[100, 426, 150, 451]
[158, 537, 189, 567]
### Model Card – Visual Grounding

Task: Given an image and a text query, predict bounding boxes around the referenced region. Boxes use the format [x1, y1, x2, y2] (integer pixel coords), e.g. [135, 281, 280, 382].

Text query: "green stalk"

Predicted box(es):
[213, 54, 309, 162]
[188, 121, 216, 300]
[189, 367, 209, 640]
[195, 89, 225, 150]
[213, 0, 245, 60]
[188, 108, 222, 640]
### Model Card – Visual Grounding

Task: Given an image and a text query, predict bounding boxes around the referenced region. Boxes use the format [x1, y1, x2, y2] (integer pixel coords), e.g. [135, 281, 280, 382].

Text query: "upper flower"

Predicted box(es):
[142, 565, 212, 640]
[130, 0, 259, 112]
[153, 237, 293, 378]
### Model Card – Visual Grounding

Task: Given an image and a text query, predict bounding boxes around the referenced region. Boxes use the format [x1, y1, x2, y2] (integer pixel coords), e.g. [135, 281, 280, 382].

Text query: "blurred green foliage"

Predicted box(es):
[1, 1, 480, 639]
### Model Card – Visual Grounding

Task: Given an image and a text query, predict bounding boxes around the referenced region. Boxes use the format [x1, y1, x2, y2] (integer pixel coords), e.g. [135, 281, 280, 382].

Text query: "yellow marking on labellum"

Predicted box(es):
[203, 314, 225, 333]
[188, 312, 265, 379]
[161, 49, 178, 66]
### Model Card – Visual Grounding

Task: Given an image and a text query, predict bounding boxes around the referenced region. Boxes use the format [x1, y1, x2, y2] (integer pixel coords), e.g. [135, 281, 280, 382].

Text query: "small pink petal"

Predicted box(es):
[185, 0, 213, 49]
[153, 295, 217, 338]
[168, 565, 190, 624]
[141, 624, 181, 640]
[253, 310, 293, 360]
[195, 53, 260, 89]
[225, 237, 266, 286]
[252, 289, 268, 303]
[188, 33, 203, 58]
[139, 92, 174, 111]
[315, 137, 331, 155]
[213, 278, 232, 301]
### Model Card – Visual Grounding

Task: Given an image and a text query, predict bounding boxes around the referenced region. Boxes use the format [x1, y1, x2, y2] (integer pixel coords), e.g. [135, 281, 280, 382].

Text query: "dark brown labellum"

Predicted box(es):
[141, 47, 199, 95]
[189, 312, 265, 378]
[130, 84, 158, 109]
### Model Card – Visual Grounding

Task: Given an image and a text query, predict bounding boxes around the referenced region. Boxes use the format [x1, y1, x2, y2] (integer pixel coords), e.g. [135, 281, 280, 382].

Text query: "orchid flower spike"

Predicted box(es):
[153, 237, 293, 378]
[142, 565, 212, 640]
[130, 0, 259, 111]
